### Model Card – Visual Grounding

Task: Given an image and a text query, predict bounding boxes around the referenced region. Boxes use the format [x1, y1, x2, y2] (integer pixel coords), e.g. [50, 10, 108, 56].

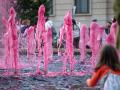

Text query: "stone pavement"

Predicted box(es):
[0, 54, 102, 90]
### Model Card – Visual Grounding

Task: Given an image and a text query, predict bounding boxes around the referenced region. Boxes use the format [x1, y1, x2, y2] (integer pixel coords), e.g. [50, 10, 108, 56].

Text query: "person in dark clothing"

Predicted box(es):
[72, 19, 80, 49]
[20, 25, 29, 33]
[112, 17, 117, 23]
[104, 21, 111, 35]
[20, 20, 30, 33]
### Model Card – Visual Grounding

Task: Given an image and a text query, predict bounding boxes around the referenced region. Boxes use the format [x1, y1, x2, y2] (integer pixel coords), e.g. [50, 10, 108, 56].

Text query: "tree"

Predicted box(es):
[14, 0, 51, 25]
[113, 0, 120, 49]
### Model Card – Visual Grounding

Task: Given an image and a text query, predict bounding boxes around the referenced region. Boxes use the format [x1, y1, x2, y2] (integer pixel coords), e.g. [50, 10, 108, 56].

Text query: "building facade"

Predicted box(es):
[49, 0, 114, 31]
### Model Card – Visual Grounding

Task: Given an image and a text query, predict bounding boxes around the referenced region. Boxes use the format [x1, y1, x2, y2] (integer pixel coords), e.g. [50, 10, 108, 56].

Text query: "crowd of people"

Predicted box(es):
[17, 17, 115, 51]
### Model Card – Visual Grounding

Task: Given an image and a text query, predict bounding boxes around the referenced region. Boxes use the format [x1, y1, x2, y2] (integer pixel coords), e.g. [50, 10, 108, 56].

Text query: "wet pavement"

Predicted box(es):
[0, 48, 101, 90]
[0, 75, 101, 90]
[0, 35, 102, 90]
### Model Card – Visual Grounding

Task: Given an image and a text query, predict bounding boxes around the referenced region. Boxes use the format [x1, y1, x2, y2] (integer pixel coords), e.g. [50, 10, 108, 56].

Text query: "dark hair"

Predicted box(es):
[112, 17, 117, 23]
[107, 21, 112, 25]
[92, 19, 98, 22]
[95, 45, 120, 71]
[72, 19, 76, 25]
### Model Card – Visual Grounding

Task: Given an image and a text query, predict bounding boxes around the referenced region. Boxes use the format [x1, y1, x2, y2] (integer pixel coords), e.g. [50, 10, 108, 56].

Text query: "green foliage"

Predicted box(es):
[14, 0, 50, 25]
[113, 0, 120, 49]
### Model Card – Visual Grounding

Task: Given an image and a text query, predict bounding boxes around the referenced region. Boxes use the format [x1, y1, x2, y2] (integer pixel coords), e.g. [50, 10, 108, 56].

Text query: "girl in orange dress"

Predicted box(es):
[87, 45, 120, 90]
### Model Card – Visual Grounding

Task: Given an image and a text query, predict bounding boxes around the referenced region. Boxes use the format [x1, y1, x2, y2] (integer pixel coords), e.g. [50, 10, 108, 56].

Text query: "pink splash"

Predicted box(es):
[79, 24, 88, 62]
[8, 7, 19, 74]
[24, 26, 36, 63]
[36, 5, 48, 74]
[2, 16, 10, 68]
[106, 22, 118, 47]
[97, 25, 104, 49]
[3, 32, 10, 68]
[2, 16, 8, 31]
[110, 22, 118, 39]
[0, 0, 10, 17]
[89, 22, 99, 66]
[57, 25, 65, 56]
[62, 11, 75, 74]
[45, 20, 53, 62]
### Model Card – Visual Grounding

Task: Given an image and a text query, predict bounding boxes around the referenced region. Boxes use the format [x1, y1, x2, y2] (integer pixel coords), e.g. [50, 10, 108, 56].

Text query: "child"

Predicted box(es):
[87, 45, 120, 90]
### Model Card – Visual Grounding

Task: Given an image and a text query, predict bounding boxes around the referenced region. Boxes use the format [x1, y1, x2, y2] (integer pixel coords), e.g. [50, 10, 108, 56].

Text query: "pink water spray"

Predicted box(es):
[106, 22, 118, 47]
[8, 7, 19, 74]
[62, 11, 75, 74]
[57, 25, 65, 56]
[89, 22, 99, 67]
[96, 25, 104, 50]
[79, 24, 88, 62]
[2, 16, 10, 67]
[24, 26, 36, 65]
[36, 5, 48, 74]
[45, 21, 53, 62]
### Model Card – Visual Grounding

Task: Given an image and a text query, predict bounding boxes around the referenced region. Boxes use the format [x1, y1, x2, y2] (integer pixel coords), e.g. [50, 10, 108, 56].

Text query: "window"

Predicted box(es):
[48, 0, 55, 16]
[74, 0, 91, 15]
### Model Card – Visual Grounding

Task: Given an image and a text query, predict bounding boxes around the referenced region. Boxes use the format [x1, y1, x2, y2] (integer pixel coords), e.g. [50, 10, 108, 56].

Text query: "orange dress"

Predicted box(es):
[87, 65, 120, 87]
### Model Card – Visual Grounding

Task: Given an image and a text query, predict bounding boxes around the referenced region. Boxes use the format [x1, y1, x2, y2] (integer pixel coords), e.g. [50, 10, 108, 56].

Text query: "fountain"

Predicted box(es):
[0, 4, 88, 77]
[35, 5, 49, 74]
[62, 11, 75, 74]
[45, 19, 53, 62]
[2, 5, 100, 76]
[24, 26, 36, 66]
[79, 24, 88, 62]
[0, 2, 119, 90]
[0, 2, 118, 77]
[89, 22, 99, 67]
[106, 22, 118, 47]
[57, 24, 65, 56]
[7, 7, 19, 74]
